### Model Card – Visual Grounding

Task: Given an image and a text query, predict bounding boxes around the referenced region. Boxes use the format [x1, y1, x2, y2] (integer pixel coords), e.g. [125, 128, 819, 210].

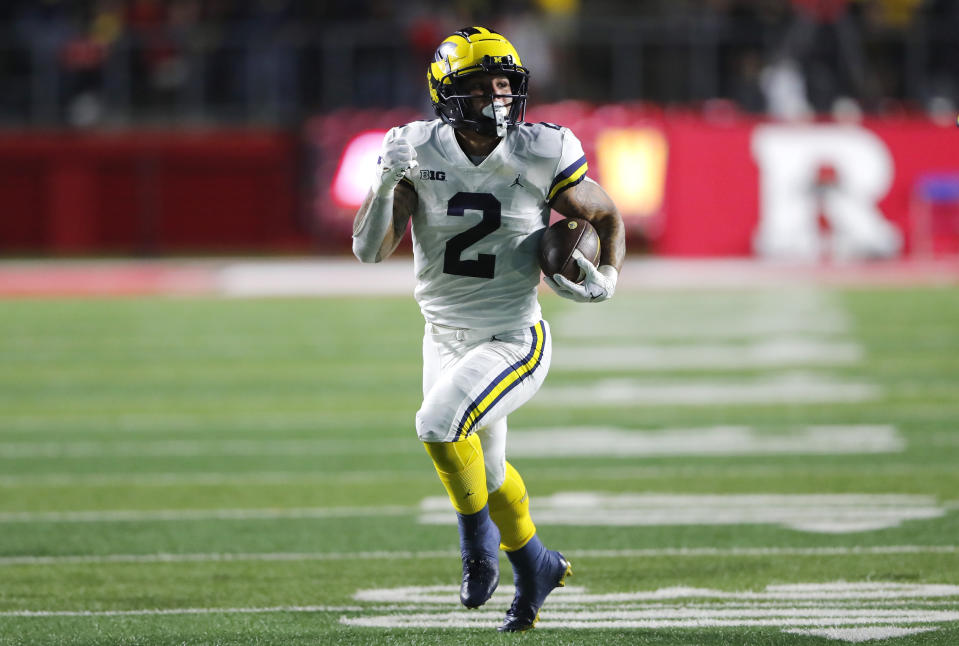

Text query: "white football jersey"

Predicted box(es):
[383, 119, 588, 330]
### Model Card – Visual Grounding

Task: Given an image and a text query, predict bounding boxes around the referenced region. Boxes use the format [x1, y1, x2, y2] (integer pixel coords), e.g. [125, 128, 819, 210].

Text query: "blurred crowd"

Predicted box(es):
[0, 0, 957, 127]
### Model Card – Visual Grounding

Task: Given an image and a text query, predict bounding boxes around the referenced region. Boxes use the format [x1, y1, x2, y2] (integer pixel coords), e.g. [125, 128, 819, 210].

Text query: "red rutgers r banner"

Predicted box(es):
[307, 106, 959, 259]
[656, 116, 959, 260]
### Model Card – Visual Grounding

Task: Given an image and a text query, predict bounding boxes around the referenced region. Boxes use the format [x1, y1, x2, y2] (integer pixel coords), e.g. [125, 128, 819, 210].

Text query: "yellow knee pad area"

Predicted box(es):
[487, 461, 536, 551]
[423, 434, 488, 515]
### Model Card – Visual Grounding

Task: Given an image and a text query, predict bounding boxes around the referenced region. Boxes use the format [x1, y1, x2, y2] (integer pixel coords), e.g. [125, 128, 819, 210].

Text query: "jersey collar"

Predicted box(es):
[441, 125, 513, 169]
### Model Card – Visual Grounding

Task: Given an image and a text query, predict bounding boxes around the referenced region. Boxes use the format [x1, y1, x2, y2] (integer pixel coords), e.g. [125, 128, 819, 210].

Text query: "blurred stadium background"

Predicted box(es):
[0, 0, 957, 265]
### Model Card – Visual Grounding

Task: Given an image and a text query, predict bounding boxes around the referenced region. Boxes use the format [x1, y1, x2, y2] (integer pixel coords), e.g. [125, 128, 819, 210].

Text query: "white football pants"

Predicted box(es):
[416, 319, 552, 491]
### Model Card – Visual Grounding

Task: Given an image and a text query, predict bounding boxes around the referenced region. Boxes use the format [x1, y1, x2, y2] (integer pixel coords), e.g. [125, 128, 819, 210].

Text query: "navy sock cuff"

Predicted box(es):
[457, 505, 500, 557]
[506, 532, 546, 569]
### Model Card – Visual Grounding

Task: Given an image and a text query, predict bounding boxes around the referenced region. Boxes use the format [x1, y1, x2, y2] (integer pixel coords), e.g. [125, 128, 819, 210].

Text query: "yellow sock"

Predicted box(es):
[487, 461, 536, 551]
[423, 434, 488, 515]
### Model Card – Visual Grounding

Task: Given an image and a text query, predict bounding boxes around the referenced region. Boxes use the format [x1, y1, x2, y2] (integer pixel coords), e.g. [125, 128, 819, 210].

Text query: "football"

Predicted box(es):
[539, 217, 601, 283]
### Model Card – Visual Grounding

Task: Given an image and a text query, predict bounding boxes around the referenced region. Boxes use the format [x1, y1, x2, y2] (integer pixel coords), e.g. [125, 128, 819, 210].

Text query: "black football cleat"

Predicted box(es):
[459, 554, 500, 609]
[499, 538, 572, 632]
[456, 505, 501, 609]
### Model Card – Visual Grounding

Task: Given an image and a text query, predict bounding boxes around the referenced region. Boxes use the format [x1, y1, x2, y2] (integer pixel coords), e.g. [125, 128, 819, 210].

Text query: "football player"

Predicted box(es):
[352, 26, 625, 632]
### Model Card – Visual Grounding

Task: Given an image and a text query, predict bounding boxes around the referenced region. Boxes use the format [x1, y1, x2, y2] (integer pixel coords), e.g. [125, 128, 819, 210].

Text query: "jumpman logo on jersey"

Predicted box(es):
[510, 174, 525, 188]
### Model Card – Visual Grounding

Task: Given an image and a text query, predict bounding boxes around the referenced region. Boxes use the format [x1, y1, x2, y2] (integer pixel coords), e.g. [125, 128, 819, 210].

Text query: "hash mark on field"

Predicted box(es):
[343, 581, 959, 640]
[784, 626, 939, 642]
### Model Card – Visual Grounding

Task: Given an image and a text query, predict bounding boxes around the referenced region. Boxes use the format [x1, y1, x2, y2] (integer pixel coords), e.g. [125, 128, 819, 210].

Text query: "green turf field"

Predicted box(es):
[1, 285, 958, 645]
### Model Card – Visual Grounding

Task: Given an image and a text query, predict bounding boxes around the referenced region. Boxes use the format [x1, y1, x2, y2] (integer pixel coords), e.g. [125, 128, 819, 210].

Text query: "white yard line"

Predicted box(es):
[552, 286, 851, 340]
[4, 258, 956, 300]
[1, 545, 955, 567]
[508, 425, 903, 457]
[2, 491, 950, 527]
[534, 374, 881, 406]
[3, 461, 958, 488]
[0, 412, 368, 433]
[216, 258, 959, 296]
[216, 260, 419, 297]
[343, 615, 954, 630]
[0, 505, 415, 523]
[0, 439, 417, 459]
[0, 470, 432, 487]
[0, 425, 903, 460]
[551, 339, 863, 371]
[3, 493, 946, 528]
[0, 550, 458, 566]
[0, 605, 363, 618]
[553, 318, 851, 340]
[573, 545, 959, 558]
[7, 607, 949, 625]
[2, 462, 957, 488]
[420, 492, 946, 533]
[349, 609, 959, 619]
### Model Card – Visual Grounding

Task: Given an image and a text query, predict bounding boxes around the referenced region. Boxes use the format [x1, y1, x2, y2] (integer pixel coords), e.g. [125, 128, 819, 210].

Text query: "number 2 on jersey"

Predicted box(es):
[443, 192, 500, 279]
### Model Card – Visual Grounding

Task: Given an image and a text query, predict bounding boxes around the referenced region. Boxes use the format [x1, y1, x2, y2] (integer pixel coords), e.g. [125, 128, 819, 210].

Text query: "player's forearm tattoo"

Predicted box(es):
[575, 181, 612, 216]
[392, 184, 418, 237]
[352, 193, 375, 236]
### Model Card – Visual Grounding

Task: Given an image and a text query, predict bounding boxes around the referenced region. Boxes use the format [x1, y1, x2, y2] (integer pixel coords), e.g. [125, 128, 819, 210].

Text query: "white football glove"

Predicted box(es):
[545, 249, 618, 303]
[371, 132, 418, 198]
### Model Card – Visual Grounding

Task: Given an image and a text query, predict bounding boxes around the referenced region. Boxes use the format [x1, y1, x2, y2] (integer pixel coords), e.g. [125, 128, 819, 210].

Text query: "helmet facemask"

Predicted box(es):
[432, 55, 529, 137]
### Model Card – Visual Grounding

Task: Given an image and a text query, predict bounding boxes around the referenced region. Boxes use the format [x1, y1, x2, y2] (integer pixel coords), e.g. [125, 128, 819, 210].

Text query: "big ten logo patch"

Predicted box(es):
[420, 169, 446, 181]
